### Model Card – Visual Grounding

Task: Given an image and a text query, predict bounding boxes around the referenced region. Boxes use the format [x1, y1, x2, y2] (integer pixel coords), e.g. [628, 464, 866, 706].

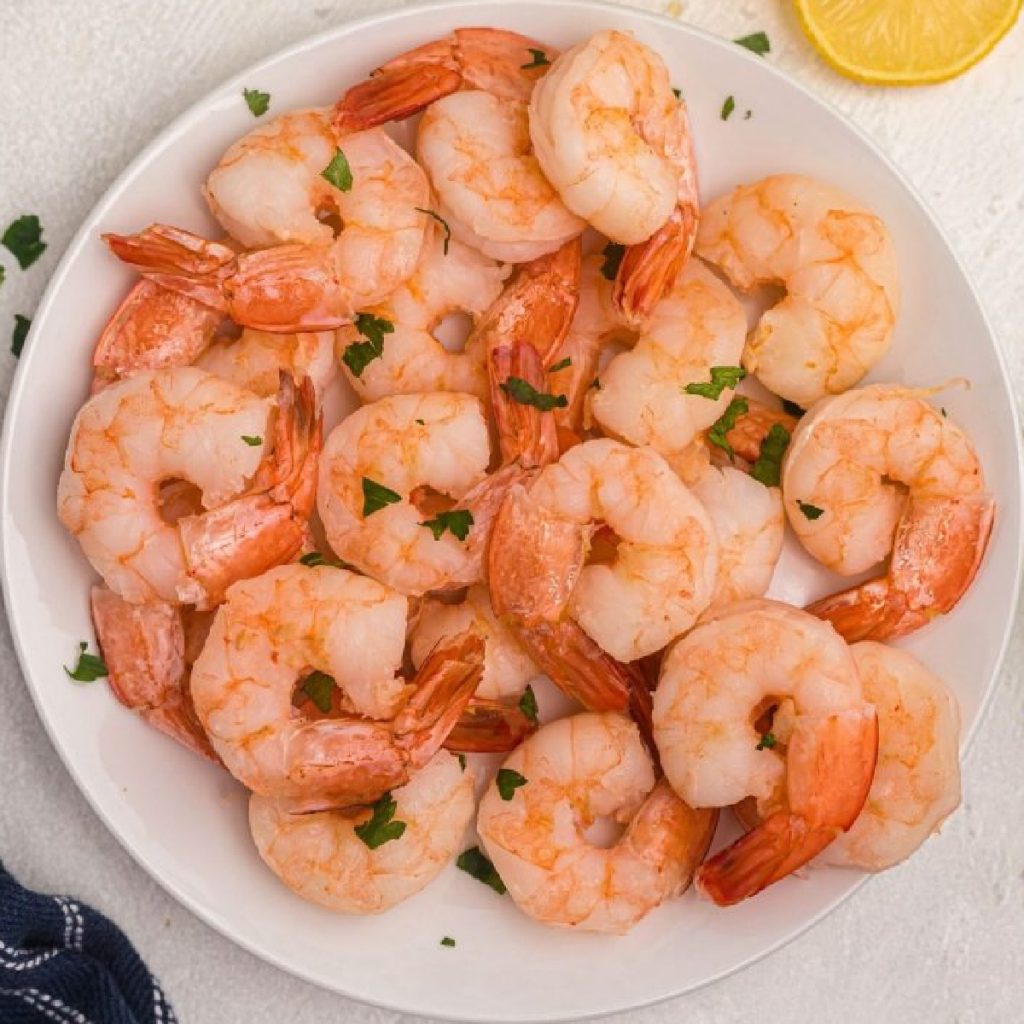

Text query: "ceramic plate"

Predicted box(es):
[2, 1, 1020, 1019]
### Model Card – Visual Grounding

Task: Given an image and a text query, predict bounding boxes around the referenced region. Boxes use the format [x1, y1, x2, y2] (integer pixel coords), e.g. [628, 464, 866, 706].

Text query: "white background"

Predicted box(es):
[1, 1, 1022, 1021]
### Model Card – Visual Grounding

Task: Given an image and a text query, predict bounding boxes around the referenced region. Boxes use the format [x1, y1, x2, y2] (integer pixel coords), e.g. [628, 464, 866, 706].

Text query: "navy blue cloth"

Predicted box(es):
[0, 861, 176, 1024]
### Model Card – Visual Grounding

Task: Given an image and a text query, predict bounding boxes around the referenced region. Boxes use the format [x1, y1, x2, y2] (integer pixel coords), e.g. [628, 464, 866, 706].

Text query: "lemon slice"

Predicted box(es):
[794, 0, 1021, 85]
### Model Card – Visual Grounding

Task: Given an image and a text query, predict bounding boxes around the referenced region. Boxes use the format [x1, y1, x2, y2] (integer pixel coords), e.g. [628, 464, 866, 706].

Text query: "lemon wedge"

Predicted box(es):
[794, 0, 1021, 85]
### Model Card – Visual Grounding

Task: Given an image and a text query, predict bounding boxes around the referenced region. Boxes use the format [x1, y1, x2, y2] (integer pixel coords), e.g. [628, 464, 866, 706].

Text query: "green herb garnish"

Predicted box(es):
[456, 846, 506, 895]
[706, 396, 748, 459]
[734, 31, 770, 56]
[721, 95, 736, 121]
[11, 314, 30, 358]
[756, 731, 777, 750]
[362, 477, 402, 517]
[496, 768, 528, 801]
[2, 215, 46, 269]
[521, 48, 550, 69]
[684, 365, 746, 400]
[342, 312, 395, 377]
[781, 398, 805, 418]
[0, 266, 5, 289]
[518, 684, 539, 724]
[457, 753, 467, 771]
[440, 936, 456, 948]
[64, 642, 108, 683]
[797, 501, 824, 521]
[298, 670, 336, 713]
[415, 207, 451, 254]
[243, 88, 270, 116]
[500, 377, 567, 411]
[354, 793, 407, 850]
[750, 423, 790, 487]
[241, 434, 262, 447]
[600, 242, 626, 281]
[672, 87, 682, 99]
[421, 508, 474, 542]
[321, 147, 353, 192]
[548, 357, 572, 373]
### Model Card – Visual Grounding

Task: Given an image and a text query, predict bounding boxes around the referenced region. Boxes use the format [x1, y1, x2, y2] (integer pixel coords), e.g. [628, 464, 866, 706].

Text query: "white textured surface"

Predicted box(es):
[1, 1, 1022, 1021]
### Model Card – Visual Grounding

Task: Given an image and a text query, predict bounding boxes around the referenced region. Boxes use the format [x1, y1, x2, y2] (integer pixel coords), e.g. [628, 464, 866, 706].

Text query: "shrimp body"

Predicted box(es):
[653, 600, 878, 905]
[477, 712, 716, 933]
[190, 564, 483, 807]
[590, 258, 746, 455]
[317, 393, 491, 595]
[783, 384, 993, 641]
[696, 174, 900, 407]
[249, 750, 475, 913]
[57, 368, 320, 607]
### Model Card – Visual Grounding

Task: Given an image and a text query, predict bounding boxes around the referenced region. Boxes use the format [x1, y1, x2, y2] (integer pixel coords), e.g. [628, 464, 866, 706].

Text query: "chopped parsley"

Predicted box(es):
[684, 365, 746, 400]
[672, 87, 682, 99]
[781, 398, 806, 418]
[415, 418, 425, 425]
[496, 768, 528, 801]
[734, 31, 770, 56]
[744, 109, 752, 120]
[440, 936, 456, 948]
[500, 376, 567, 411]
[321, 147, 353, 192]
[64, 642, 108, 683]
[797, 501, 825, 520]
[362, 477, 402, 517]
[11, 314, 30, 358]
[756, 731, 777, 750]
[240, 434, 262, 446]
[2, 215, 46, 269]
[342, 312, 394, 377]
[457, 753, 467, 771]
[242, 88, 270, 116]
[518, 684, 539, 724]
[750, 423, 790, 487]
[0, 266, 5, 289]
[721, 95, 736, 121]
[706, 396, 748, 459]
[548, 357, 572, 373]
[941, 407, 948, 418]
[298, 670, 335, 713]
[456, 846, 506, 895]
[421, 508, 474, 542]
[299, 551, 339, 568]
[415, 207, 451, 254]
[600, 242, 626, 281]
[354, 793, 407, 849]
[521, 48, 550, 69]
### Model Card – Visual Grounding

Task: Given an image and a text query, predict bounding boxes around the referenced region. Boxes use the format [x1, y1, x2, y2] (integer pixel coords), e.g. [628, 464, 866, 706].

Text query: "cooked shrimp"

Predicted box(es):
[783, 384, 994, 641]
[90, 586, 216, 761]
[317, 393, 491, 595]
[249, 750, 475, 913]
[57, 368, 320, 607]
[696, 174, 900, 407]
[337, 221, 510, 402]
[590, 258, 746, 455]
[190, 563, 482, 807]
[529, 30, 699, 321]
[652, 600, 878, 906]
[105, 123, 430, 331]
[477, 712, 717, 933]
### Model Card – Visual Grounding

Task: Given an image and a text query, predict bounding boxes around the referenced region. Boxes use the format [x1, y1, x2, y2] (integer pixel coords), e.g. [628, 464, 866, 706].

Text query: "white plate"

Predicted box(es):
[2, 1, 1021, 1020]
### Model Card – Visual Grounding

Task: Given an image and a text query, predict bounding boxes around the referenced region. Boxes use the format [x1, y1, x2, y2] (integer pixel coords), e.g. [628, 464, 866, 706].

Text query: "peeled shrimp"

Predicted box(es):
[696, 174, 900, 407]
[317, 393, 490, 595]
[529, 30, 699, 321]
[337, 221, 510, 402]
[652, 600, 878, 905]
[477, 712, 716, 933]
[57, 368, 320, 607]
[190, 563, 482, 808]
[250, 750, 475, 913]
[783, 384, 994, 641]
[590, 258, 746, 455]
[105, 121, 430, 332]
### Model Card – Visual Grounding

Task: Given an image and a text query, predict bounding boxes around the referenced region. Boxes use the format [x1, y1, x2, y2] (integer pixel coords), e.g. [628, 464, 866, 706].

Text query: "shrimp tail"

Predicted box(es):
[177, 373, 322, 607]
[332, 63, 462, 133]
[491, 343, 560, 469]
[90, 586, 219, 762]
[443, 696, 538, 753]
[807, 494, 995, 642]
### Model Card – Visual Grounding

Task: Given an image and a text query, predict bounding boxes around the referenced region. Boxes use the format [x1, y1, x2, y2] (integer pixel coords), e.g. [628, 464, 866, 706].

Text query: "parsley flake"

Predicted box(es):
[297, 670, 335, 713]
[64, 642, 108, 683]
[756, 731, 777, 750]
[440, 936, 456, 948]
[415, 418, 425, 425]
[734, 31, 771, 56]
[362, 477, 402, 517]
[421, 508, 474, 542]
[797, 501, 824, 521]
[684, 365, 746, 400]
[941, 407, 948, 418]
[241, 434, 262, 447]
[457, 753, 467, 771]
[0, 266, 5, 289]
[750, 423, 790, 487]
[321, 147, 353, 192]
[721, 95, 736, 121]
[243, 88, 270, 117]
[496, 768, 528, 801]
[781, 398, 806, 418]
[600, 242, 626, 281]
[707, 396, 748, 459]
[342, 312, 394, 377]
[518, 684, 539, 724]
[672, 87, 682, 99]
[11, 314, 30, 358]
[2, 215, 46, 269]
[521, 48, 550, 69]
[548, 357, 572, 373]
[500, 376, 567, 411]
[456, 846, 506, 895]
[415, 207, 451, 254]
[354, 793, 407, 850]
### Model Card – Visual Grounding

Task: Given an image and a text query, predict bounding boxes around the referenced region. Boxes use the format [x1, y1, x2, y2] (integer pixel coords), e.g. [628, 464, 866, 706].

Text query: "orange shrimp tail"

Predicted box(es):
[332, 63, 462, 134]
[90, 587, 219, 762]
[443, 696, 538, 753]
[178, 373, 322, 607]
[455, 462, 531, 583]
[613, 205, 697, 325]
[103, 225, 235, 312]
[808, 493, 995, 642]
[725, 398, 800, 463]
[491, 342, 560, 469]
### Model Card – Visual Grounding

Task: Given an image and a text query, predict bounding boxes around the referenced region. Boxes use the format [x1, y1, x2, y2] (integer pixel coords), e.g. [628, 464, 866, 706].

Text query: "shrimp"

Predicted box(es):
[820, 643, 961, 871]
[590, 258, 746, 455]
[477, 712, 717, 933]
[190, 563, 483, 808]
[652, 600, 878, 906]
[90, 586, 217, 761]
[249, 750, 475, 914]
[336, 220, 510, 402]
[105, 122, 430, 332]
[316, 393, 491, 596]
[57, 368, 320, 607]
[529, 30, 700, 321]
[696, 174, 900, 408]
[783, 384, 994, 641]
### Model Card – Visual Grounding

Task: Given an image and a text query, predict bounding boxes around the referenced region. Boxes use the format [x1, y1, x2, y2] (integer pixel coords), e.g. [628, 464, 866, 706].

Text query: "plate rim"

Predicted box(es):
[2, 0, 1021, 1019]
